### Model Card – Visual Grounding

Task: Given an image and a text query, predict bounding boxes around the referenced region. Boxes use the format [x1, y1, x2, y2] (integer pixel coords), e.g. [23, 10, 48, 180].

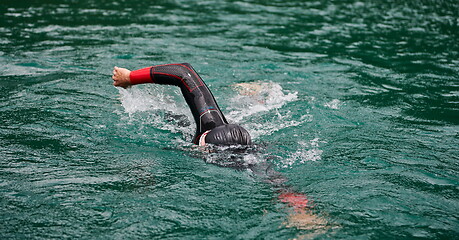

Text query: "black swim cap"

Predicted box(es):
[204, 124, 252, 145]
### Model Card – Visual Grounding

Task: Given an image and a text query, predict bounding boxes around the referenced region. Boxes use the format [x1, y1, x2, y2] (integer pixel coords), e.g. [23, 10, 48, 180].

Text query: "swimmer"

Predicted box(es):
[112, 63, 330, 232]
[112, 63, 251, 146]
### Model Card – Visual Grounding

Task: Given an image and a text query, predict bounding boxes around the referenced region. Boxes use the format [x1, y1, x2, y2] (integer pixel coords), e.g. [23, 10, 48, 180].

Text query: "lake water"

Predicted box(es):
[1, 0, 458, 239]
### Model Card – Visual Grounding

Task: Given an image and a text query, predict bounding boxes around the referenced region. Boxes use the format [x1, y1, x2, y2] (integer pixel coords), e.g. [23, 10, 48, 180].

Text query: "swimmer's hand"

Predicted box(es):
[112, 66, 131, 88]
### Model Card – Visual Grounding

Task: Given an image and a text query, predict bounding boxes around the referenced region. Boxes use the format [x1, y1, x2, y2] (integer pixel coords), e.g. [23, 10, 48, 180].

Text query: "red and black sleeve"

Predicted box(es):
[129, 63, 228, 142]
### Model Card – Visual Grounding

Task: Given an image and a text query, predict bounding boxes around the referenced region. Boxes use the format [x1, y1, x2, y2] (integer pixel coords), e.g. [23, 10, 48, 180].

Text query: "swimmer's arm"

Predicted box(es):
[112, 65, 184, 88]
[112, 66, 156, 88]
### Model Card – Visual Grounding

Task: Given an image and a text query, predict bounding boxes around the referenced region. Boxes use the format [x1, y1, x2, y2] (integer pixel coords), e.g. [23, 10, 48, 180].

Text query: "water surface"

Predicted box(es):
[1, 0, 458, 239]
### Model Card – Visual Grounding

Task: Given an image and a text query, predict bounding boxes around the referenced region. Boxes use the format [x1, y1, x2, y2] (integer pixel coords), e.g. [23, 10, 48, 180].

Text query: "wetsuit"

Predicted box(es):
[129, 63, 251, 146]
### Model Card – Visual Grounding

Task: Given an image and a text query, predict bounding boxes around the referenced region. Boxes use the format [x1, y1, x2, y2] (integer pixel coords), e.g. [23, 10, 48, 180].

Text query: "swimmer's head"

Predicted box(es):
[200, 124, 251, 146]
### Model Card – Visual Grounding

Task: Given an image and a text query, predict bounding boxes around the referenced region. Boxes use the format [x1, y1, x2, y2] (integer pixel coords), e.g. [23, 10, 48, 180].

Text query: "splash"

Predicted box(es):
[280, 138, 325, 168]
[324, 99, 341, 109]
[227, 81, 309, 139]
[186, 144, 265, 169]
[115, 82, 321, 167]
[116, 85, 194, 138]
[227, 81, 298, 122]
[247, 112, 312, 139]
[118, 86, 177, 114]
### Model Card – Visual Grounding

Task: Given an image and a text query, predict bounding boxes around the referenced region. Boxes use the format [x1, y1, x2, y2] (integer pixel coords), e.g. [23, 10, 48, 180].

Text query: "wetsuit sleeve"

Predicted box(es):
[130, 67, 153, 85]
[129, 63, 228, 142]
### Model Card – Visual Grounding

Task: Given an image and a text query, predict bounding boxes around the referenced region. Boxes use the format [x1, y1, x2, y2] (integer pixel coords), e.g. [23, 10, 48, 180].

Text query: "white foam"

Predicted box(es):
[227, 81, 298, 122]
[280, 138, 326, 168]
[324, 99, 341, 109]
[246, 112, 312, 139]
[116, 85, 194, 138]
[115, 82, 323, 166]
[118, 86, 175, 114]
[227, 81, 306, 139]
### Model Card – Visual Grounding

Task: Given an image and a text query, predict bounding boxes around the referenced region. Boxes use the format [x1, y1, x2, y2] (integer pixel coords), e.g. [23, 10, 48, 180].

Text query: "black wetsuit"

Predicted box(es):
[129, 63, 251, 145]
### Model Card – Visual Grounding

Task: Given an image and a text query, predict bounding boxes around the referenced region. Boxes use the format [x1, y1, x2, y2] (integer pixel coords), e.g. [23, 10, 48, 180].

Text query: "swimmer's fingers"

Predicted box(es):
[112, 67, 121, 85]
[112, 67, 123, 81]
[113, 79, 126, 88]
[112, 67, 117, 79]
[111, 66, 131, 88]
[113, 66, 121, 76]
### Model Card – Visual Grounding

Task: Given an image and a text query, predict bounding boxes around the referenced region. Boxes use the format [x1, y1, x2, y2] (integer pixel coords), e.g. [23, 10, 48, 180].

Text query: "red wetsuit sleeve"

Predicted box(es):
[129, 67, 153, 85]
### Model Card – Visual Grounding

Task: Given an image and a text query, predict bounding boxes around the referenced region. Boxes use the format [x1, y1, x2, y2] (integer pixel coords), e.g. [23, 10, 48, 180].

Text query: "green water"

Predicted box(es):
[1, 0, 458, 239]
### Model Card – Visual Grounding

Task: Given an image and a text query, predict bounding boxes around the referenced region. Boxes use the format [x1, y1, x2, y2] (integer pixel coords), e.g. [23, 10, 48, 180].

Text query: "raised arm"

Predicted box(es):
[112, 63, 229, 142]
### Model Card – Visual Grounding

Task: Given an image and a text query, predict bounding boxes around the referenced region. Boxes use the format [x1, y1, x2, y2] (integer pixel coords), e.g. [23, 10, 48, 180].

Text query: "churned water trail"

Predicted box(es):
[1, 0, 459, 239]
